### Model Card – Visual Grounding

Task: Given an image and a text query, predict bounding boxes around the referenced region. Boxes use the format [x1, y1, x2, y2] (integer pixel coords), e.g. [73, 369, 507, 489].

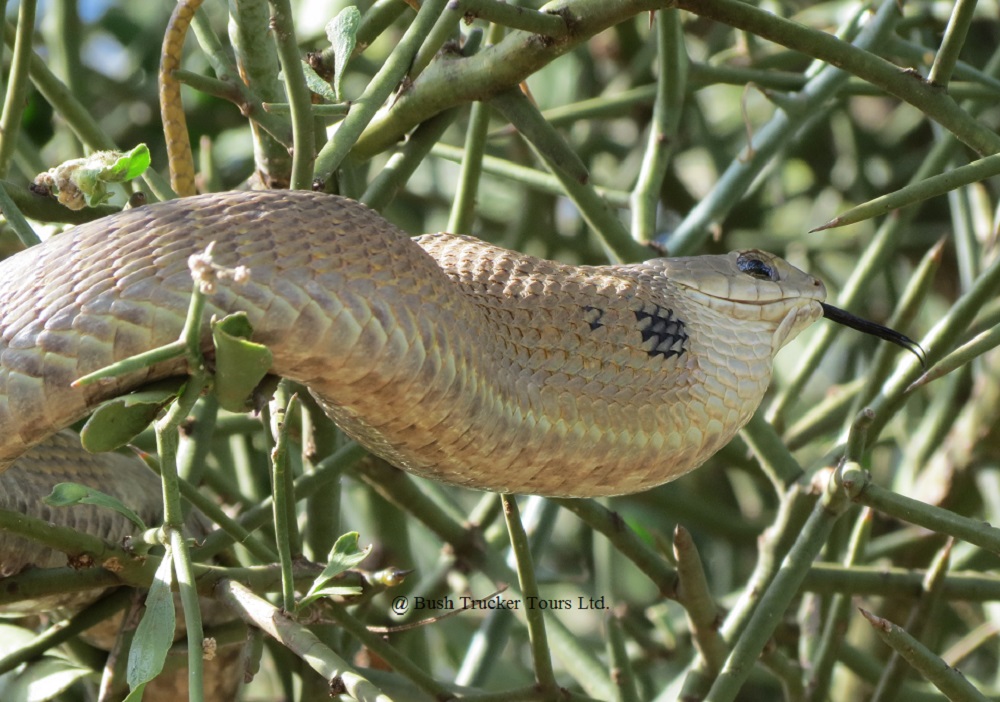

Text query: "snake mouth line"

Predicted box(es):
[821, 303, 927, 367]
[675, 285, 822, 307]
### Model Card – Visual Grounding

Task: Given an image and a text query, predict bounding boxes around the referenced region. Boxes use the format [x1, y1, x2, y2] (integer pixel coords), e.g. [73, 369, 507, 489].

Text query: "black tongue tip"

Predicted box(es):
[820, 303, 927, 368]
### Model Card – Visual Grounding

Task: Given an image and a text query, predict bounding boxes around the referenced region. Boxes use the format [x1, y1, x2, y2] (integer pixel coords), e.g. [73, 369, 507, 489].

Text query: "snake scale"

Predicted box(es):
[0, 190, 919, 498]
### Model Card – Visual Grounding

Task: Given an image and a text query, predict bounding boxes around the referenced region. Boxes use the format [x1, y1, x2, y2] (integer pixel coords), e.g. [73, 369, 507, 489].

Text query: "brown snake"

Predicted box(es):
[0, 190, 920, 498]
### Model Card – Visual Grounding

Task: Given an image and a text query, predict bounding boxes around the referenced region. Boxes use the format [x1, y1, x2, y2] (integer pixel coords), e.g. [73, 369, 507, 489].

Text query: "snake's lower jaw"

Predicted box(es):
[772, 301, 825, 355]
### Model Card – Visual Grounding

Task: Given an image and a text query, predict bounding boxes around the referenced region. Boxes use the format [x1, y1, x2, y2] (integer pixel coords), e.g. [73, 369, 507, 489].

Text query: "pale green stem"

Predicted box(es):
[630, 9, 686, 244]
[501, 494, 557, 692]
[0, 0, 35, 178]
[314, 0, 450, 183]
[267, 0, 315, 189]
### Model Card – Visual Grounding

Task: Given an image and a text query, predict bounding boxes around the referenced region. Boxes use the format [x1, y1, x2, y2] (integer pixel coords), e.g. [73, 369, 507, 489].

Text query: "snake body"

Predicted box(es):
[0, 190, 826, 496]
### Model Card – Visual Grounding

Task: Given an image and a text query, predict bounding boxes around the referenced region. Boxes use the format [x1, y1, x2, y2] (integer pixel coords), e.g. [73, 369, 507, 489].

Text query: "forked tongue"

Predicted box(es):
[821, 303, 927, 368]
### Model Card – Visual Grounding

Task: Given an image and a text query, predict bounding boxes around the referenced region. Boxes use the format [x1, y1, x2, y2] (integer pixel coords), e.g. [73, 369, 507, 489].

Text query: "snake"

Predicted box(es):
[0, 189, 923, 699]
[0, 189, 921, 499]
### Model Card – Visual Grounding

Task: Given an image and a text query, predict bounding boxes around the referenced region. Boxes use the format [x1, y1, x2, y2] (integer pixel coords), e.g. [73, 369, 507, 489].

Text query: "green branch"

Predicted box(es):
[673, 0, 1000, 155]
[352, 0, 664, 160]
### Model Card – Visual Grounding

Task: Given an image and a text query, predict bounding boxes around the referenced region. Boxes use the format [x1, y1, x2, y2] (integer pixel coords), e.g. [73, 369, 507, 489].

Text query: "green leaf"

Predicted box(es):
[0, 623, 39, 652]
[212, 313, 273, 413]
[5, 657, 94, 702]
[305, 585, 363, 599]
[127, 547, 176, 692]
[329, 531, 372, 570]
[301, 61, 338, 102]
[298, 532, 372, 609]
[44, 482, 148, 531]
[0, 625, 71, 701]
[79, 382, 182, 453]
[326, 6, 360, 101]
[122, 683, 146, 702]
[112, 143, 152, 181]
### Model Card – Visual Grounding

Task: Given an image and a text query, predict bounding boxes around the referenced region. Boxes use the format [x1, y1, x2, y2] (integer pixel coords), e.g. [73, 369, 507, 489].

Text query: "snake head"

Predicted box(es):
[661, 249, 827, 355]
[662, 248, 925, 365]
[727, 251, 926, 365]
[727, 250, 926, 365]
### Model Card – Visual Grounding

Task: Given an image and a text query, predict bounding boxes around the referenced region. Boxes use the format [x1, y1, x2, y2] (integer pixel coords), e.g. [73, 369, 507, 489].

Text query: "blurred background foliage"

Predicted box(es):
[3, 0, 1000, 700]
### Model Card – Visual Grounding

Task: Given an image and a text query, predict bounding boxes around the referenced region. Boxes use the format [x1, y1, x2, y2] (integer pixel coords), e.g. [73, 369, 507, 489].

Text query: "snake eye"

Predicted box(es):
[737, 253, 776, 281]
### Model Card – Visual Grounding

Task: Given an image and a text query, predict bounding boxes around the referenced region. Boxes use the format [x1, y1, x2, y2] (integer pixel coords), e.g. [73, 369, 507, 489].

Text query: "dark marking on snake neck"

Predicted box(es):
[583, 305, 605, 331]
[634, 303, 687, 359]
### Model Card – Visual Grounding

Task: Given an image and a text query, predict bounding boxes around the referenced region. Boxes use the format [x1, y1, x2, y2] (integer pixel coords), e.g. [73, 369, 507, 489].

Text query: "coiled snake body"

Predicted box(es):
[1, 190, 833, 496]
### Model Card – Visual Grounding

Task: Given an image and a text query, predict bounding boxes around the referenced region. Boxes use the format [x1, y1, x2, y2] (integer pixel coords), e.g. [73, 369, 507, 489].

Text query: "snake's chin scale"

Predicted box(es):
[771, 301, 825, 355]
